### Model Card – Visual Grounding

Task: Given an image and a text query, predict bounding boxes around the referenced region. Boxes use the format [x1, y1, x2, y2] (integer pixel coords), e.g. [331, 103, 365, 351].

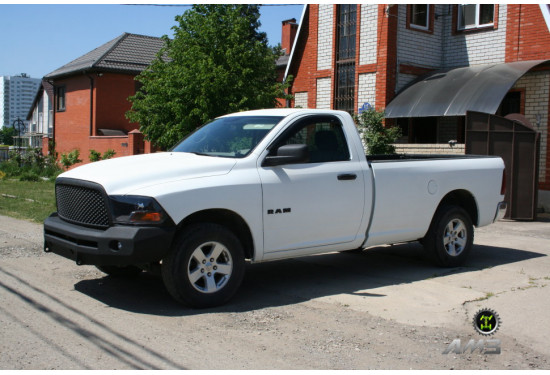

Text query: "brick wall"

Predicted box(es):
[54, 75, 93, 156]
[444, 5, 507, 67]
[294, 92, 309, 108]
[394, 143, 465, 155]
[94, 73, 138, 134]
[288, 5, 318, 109]
[357, 73, 376, 109]
[317, 4, 333, 71]
[513, 71, 550, 187]
[506, 5, 550, 62]
[504, 4, 550, 191]
[316, 77, 331, 109]
[359, 4, 378, 65]
[375, 4, 398, 109]
[87, 136, 133, 158]
[396, 4, 444, 70]
[395, 73, 417, 93]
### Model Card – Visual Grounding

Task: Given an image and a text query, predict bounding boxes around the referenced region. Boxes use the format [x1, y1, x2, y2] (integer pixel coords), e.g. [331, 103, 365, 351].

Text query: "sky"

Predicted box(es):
[0, 3, 304, 79]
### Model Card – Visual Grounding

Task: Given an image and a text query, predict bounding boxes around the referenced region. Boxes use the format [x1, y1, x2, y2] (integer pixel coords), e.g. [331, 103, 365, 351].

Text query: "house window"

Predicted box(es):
[335, 63, 355, 114]
[335, 4, 357, 114]
[336, 4, 356, 61]
[458, 4, 494, 30]
[410, 5, 430, 30]
[55, 86, 66, 112]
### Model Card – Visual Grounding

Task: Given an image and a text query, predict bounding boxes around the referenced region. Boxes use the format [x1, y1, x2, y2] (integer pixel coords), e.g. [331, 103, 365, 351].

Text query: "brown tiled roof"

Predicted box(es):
[44, 33, 165, 79]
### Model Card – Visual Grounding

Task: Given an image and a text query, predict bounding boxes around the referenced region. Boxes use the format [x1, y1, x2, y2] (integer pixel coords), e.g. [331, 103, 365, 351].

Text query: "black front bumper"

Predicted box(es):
[44, 213, 176, 266]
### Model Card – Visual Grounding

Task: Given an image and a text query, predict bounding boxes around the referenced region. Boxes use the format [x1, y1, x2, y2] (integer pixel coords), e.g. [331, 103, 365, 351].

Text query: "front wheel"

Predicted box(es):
[161, 223, 245, 308]
[423, 205, 474, 267]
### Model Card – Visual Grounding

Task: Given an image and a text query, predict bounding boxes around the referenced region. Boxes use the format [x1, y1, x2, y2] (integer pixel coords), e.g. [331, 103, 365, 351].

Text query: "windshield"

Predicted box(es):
[172, 116, 284, 158]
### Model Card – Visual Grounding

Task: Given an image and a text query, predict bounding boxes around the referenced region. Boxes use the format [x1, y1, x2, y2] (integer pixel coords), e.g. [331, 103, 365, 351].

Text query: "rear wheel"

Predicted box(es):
[423, 205, 474, 267]
[161, 223, 245, 308]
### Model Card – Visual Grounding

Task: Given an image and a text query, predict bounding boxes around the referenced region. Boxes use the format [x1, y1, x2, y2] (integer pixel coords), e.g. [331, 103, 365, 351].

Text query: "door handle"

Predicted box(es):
[337, 173, 357, 181]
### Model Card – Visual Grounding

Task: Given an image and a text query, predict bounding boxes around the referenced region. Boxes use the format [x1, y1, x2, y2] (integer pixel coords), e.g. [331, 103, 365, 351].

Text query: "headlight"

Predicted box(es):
[109, 195, 169, 225]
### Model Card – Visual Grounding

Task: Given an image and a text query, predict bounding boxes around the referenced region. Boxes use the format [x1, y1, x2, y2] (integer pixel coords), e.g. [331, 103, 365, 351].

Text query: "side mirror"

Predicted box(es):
[263, 144, 309, 167]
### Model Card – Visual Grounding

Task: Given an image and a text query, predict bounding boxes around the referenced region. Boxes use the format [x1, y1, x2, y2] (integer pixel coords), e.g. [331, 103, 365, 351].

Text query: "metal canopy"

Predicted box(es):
[385, 60, 549, 118]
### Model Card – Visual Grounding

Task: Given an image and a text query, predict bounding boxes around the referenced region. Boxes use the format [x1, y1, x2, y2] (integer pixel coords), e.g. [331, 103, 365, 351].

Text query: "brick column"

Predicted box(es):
[375, 4, 398, 110]
[128, 129, 144, 155]
[42, 137, 50, 156]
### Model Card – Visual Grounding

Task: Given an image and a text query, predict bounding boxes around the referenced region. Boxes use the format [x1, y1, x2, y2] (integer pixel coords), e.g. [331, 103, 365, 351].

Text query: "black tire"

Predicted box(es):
[96, 265, 142, 277]
[161, 223, 245, 308]
[423, 205, 474, 267]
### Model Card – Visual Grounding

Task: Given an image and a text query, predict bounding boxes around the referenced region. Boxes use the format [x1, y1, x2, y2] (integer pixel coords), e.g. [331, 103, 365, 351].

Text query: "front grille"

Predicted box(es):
[56, 180, 110, 228]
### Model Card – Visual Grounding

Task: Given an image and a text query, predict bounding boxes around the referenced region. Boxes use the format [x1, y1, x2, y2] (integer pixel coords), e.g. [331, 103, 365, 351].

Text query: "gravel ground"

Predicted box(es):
[1, 214, 550, 370]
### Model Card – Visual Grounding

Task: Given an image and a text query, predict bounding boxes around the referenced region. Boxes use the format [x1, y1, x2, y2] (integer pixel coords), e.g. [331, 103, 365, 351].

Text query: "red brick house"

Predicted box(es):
[42, 33, 165, 162]
[284, 4, 550, 212]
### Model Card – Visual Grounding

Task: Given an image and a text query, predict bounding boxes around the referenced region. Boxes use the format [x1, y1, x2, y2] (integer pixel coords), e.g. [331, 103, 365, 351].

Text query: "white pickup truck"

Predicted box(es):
[44, 109, 507, 308]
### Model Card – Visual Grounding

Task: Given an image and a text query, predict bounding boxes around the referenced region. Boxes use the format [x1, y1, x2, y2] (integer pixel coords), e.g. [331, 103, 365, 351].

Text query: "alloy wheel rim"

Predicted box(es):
[187, 241, 233, 293]
[443, 218, 467, 256]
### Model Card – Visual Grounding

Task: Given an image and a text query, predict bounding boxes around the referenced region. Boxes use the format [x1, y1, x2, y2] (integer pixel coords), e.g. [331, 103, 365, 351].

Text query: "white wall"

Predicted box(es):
[317, 4, 334, 71]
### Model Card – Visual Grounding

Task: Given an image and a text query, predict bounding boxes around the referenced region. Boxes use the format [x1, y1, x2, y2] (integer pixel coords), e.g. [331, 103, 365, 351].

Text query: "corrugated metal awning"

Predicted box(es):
[385, 60, 549, 118]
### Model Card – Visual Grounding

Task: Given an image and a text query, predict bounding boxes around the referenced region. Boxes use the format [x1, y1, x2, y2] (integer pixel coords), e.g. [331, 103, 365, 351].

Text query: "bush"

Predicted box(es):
[355, 106, 401, 155]
[102, 149, 116, 160]
[89, 148, 116, 162]
[89, 149, 102, 162]
[19, 172, 41, 182]
[60, 149, 82, 169]
[0, 147, 61, 179]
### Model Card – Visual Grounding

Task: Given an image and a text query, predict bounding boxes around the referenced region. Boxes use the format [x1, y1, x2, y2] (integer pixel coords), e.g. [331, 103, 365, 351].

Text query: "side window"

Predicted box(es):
[55, 85, 66, 112]
[272, 116, 350, 163]
[457, 4, 495, 30]
[407, 5, 434, 33]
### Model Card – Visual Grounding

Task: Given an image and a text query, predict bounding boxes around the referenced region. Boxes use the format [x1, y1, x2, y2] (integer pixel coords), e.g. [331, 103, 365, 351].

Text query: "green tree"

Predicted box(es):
[356, 106, 401, 155]
[0, 126, 16, 146]
[127, 4, 290, 149]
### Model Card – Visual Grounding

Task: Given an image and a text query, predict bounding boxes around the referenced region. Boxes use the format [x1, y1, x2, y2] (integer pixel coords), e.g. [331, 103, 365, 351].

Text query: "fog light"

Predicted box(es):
[109, 240, 123, 251]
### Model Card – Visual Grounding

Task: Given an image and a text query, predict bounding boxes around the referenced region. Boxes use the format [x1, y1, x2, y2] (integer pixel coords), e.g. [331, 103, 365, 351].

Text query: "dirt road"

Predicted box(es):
[1, 214, 549, 369]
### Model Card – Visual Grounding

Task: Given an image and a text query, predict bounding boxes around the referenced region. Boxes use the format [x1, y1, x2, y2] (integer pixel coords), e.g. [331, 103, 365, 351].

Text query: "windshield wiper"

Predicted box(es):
[188, 151, 213, 157]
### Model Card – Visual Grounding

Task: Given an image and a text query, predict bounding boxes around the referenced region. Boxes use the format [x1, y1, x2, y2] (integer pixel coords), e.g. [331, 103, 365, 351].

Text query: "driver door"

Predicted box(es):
[258, 115, 366, 253]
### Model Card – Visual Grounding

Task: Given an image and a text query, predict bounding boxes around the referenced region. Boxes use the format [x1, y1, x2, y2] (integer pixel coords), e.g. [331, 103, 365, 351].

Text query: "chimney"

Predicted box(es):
[281, 18, 298, 55]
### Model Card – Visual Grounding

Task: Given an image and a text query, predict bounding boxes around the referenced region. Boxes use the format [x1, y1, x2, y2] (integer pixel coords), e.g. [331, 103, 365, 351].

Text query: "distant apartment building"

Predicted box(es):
[0, 74, 41, 131]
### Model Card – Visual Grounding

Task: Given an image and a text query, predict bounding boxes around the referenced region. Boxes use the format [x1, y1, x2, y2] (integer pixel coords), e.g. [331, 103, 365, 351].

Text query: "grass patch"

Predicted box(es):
[0, 179, 56, 223]
[471, 292, 495, 302]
